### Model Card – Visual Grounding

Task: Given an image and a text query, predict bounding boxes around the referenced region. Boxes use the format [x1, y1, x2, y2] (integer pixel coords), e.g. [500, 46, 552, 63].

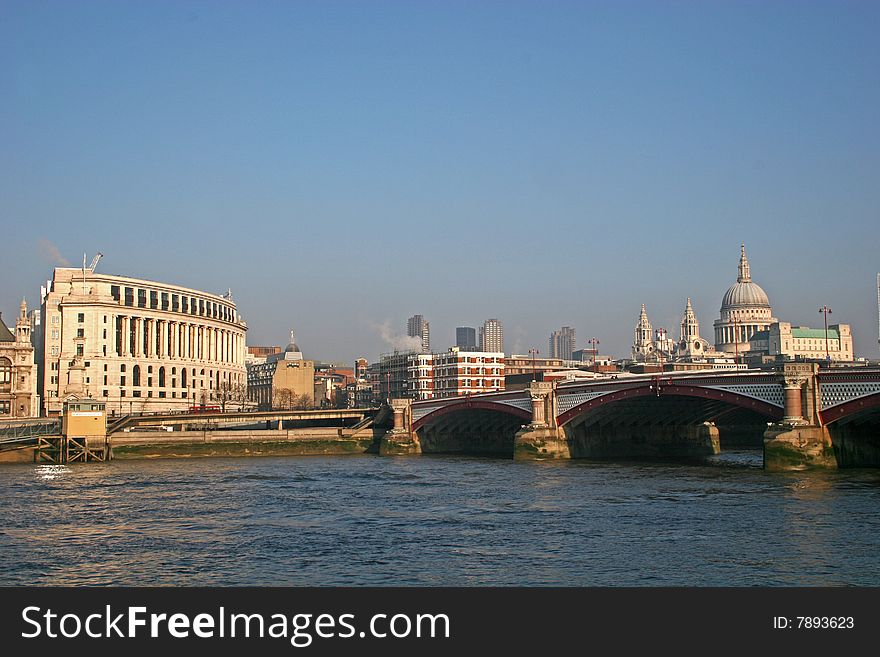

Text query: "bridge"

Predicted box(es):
[106, 407, 380, 433]
[379, 363, 880, 470]
[0, 408, 384, 463]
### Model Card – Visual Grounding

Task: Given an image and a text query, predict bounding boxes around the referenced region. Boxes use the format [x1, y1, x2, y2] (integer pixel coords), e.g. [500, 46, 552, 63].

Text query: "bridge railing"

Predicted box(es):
[0, 419, 61, 449]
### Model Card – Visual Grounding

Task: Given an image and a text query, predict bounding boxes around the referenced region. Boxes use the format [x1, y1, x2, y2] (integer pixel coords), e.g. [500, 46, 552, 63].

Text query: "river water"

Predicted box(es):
[1, 451, 879, 586]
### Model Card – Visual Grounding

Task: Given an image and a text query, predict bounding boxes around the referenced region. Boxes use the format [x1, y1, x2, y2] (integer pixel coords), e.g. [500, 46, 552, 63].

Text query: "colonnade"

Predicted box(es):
[115, 315, 244, 365]
[716, 323, 766, 346]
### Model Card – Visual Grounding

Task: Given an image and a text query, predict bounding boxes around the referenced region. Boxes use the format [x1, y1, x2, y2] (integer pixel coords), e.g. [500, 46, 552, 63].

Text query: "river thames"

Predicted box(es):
[1, 451, 879, 586]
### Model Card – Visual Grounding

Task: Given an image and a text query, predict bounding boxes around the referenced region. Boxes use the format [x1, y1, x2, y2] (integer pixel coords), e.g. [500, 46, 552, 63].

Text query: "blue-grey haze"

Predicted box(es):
[2, 1, 878, 362]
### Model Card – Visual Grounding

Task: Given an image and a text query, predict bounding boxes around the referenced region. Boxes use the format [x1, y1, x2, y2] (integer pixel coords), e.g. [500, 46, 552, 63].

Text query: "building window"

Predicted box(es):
[78, 313, 85, 323]
[76, 345, 83, 357]
[111, 285, 120, 301]
[77, 328, 84, 338]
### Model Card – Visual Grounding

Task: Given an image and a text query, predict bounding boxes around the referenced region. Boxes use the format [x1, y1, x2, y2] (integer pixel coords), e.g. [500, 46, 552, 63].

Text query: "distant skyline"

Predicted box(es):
[2, 1, 878, 361]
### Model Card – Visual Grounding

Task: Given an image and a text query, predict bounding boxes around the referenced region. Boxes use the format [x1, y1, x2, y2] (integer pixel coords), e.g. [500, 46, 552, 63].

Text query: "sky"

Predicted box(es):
[2, 0, 878, 361]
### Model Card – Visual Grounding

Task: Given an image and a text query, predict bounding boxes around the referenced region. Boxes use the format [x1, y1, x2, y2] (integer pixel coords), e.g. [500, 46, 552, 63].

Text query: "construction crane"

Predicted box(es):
[88, 253, 103, 272]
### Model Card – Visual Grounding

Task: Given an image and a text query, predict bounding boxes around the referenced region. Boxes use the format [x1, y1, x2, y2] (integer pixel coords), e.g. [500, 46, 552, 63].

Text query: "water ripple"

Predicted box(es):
[1, 451, 879, 585]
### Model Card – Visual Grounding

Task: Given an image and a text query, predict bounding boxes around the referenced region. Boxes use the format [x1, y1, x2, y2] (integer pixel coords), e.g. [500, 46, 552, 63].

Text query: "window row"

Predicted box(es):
[110, 285, 235, 322]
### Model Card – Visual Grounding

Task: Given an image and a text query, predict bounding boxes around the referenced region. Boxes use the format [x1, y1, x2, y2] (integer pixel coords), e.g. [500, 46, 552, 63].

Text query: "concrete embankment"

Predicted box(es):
[111, 428, 379, 459]
[0, 428, 379, 463]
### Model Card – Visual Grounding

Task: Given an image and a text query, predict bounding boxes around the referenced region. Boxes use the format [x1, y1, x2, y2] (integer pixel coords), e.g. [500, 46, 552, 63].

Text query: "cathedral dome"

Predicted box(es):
[721, 280, 770, 309]
[720, 244, 771, 310]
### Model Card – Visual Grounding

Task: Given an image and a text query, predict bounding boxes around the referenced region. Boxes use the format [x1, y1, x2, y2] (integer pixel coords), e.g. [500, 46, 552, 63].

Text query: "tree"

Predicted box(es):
[217, 380, 248, 412]
[292, 394, 312, 410]
[273, 388, 293, 410]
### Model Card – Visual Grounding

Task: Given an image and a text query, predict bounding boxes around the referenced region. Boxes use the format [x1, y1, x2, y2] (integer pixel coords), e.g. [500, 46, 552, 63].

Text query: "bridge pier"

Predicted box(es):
[764, 364, 837, 470]
[514, 382, 571, 460]
[379, 399, 421, 456]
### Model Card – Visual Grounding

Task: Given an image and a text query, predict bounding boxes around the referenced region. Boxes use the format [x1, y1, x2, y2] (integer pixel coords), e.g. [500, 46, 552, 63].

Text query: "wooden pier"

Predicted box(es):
[34, 435, 111, 463]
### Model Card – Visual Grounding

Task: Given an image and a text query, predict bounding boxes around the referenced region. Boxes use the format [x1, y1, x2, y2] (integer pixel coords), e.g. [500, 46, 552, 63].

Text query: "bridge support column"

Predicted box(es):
[764, 364, 837, 470]
[379, 399, 421, 456]
[764, 425, 836, 471]
[514, 381, 570, 460]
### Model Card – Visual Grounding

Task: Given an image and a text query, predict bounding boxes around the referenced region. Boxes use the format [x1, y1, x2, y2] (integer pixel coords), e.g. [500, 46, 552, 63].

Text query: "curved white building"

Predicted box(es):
[713, 244, 777, 354]
[39, 267, 247, 415]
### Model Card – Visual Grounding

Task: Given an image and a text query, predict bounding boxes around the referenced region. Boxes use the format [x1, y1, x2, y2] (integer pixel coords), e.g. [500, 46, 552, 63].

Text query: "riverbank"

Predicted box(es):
[0, 428, 380, 462]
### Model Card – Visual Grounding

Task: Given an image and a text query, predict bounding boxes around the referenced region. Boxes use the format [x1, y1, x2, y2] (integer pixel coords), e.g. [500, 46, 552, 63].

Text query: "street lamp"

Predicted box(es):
[819, 305, 833, 362]
[528, 348, 538, 381]
[589, 338, 600, 365]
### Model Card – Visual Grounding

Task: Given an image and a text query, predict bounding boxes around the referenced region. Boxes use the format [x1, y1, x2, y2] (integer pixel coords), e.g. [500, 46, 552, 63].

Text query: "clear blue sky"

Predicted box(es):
[2, 1, 878, 361]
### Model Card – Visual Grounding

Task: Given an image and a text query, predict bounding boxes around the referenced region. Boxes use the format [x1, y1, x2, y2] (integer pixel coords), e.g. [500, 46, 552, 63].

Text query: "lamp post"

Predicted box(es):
[819, 305, 833, 362]
[589, 338, 600, 365]
[528, 348, 538, 381]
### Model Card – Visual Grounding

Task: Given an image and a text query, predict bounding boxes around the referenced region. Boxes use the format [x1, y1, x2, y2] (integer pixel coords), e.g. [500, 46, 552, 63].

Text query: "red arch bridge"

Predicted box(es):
[383, 365, 880, 470]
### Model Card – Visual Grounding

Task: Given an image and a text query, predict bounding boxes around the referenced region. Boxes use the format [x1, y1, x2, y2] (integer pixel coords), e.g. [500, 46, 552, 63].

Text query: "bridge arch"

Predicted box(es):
[821, 391, 880, 425]
[822, 392, 880, 468]
[412, 400, 531, 432]
[413, 400, 531, 456]
[557, 383, 783, 427]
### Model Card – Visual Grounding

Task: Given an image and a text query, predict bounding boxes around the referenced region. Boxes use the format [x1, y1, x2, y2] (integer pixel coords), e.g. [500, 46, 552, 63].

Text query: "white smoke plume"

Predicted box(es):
[37, 239, 70, 266]
[372, 319, 423, 353]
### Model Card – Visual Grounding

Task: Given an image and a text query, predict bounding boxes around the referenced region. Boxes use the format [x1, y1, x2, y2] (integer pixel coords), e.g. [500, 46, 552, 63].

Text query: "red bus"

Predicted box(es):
[189, 405, 221, 414]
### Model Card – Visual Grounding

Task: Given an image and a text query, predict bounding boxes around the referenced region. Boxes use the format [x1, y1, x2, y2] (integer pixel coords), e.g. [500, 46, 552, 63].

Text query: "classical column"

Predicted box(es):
[783, 375, 805, 424]
[158, 320, 166, 358]
[119, 316, 127, 356]
[530, 389, 548, 426]
[131, 318, 139, 357]
[183, 322, 190, 360]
